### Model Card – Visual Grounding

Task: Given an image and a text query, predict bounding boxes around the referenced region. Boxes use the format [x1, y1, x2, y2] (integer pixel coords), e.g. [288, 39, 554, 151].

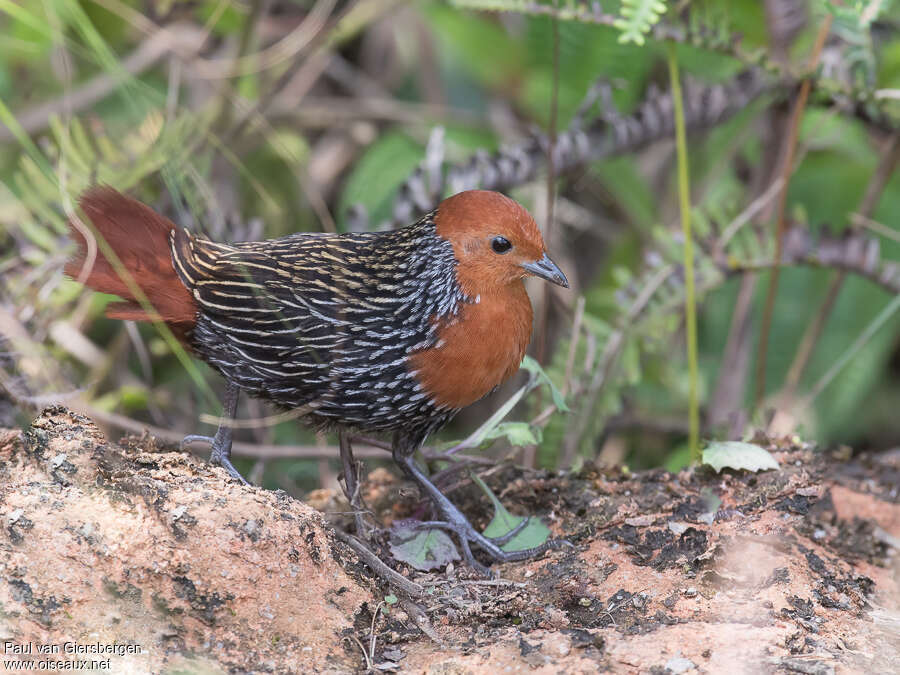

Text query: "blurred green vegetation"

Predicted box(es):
[0, 0, 898, 492]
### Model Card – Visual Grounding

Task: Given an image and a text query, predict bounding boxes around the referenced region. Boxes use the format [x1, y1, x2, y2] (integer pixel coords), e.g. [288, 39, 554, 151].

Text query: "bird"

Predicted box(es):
[66, 185, 569, 573]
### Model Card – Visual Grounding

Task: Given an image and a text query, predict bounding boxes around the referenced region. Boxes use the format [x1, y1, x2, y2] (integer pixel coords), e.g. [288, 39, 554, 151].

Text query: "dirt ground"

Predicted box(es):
[0, 407, 897, 674]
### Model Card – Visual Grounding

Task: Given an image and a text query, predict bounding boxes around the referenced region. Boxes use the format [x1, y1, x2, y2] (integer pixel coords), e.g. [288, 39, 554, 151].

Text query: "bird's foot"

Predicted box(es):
[181, 434, 250, 485]
[412, 514, 571, 578]
[394, 453, 571, 575]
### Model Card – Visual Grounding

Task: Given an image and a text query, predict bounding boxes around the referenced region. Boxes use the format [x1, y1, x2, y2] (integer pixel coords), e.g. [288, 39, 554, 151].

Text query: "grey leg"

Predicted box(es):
[181, 381, 249, 485]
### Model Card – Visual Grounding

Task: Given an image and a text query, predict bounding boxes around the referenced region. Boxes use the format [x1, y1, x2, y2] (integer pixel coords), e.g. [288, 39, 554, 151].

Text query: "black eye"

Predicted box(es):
[491, 236, 512, 254]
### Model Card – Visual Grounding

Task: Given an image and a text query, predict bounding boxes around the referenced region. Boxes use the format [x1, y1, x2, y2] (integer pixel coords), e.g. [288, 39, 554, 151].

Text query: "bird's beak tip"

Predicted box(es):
[521, 253, 569, 288]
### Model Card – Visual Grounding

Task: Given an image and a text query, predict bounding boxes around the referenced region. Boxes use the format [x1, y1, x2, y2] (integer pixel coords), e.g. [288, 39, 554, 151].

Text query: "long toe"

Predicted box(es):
[396, 454, 562, 573]
[485, 517, 530, 546]
[213, 455, 250, 485]
[490, 536, 575, 561]
[180, 434, 215, 451]
[467, 526, 572, 564]
[407, 520, 495, 576]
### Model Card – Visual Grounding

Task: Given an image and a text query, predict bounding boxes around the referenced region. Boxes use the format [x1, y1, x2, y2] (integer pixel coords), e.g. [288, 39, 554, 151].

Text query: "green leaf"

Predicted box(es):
[484, 422, 539, 447]
[518, 354, 543, 377]
[426, 3, 525, 90]
[338, 132, 423, 227]
[16, 218, 57, 251]
[593, 158, 658, 232]
[389, 520, 460, 571]
[520, 355, 570, 412]
[452, 381, 534, 450]
[471, 474, 550, 552]
[664, 444, 692, 473]
[614, 0, 667, 45]
[702, 442, 779, 473]
[621, 338, 641, 385]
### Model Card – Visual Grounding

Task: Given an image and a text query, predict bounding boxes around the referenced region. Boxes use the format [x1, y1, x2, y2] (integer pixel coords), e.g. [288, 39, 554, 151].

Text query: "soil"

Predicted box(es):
[0, 407, 897, 674]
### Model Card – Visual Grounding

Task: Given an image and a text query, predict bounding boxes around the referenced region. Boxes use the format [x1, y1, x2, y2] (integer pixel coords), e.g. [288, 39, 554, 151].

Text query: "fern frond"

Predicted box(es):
[614, 0, 668, 45]
[449, 0, 618, 24]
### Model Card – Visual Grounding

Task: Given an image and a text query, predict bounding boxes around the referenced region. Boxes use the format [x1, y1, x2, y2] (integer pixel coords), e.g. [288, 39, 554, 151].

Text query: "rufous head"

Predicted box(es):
[434, 190, 568, 295]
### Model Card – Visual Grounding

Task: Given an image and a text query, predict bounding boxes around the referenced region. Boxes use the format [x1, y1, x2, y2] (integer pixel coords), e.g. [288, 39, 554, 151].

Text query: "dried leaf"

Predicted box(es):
[703, 442, 779, 473]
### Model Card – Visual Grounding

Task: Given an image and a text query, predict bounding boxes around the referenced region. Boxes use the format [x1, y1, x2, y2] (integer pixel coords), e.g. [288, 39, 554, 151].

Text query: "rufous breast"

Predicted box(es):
[410, 283, 532, 410]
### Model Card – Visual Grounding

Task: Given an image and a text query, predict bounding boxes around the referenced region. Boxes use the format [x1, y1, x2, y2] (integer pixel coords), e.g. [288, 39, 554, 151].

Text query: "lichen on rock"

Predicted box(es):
[0, 407, 375, 673]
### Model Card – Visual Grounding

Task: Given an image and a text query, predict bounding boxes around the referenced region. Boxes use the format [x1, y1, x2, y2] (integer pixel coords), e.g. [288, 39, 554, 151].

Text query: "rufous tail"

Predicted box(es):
[65, 186, 198, 334]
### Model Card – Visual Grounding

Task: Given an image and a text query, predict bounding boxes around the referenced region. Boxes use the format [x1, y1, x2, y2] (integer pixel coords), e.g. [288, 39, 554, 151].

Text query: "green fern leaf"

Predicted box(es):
[614, 0, 668, 45]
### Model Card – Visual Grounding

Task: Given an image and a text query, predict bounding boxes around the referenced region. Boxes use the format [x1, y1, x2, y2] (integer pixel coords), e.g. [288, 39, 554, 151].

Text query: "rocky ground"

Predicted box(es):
[0, 407, 897, 673]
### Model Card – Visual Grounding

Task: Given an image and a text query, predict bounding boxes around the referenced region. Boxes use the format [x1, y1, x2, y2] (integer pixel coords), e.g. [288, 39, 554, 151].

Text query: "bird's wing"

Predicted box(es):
[170, 228, 446, 394]
[171, 229, 358, 347]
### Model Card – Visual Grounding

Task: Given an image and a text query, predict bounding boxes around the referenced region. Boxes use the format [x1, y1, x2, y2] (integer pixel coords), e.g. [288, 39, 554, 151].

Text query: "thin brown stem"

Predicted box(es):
[780, 134, 900, 400]
[525, 3, 561, 470]
[781, 270, 845, 395]
[754, 13, 833, 409]
[333, 530, 425, 598]
[857, 135, 900, 218]
[851, 214, 900, 244]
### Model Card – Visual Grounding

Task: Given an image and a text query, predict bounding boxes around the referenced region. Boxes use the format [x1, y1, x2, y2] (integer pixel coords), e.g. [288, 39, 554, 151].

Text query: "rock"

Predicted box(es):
[0, 407, 375, 673]
[2, 407, 899, 673]
[665, 656, 696, 673]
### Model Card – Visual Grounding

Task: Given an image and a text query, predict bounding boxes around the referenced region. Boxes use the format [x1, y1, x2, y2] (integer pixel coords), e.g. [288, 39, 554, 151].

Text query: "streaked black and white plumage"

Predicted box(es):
[171, 214, 469, 438]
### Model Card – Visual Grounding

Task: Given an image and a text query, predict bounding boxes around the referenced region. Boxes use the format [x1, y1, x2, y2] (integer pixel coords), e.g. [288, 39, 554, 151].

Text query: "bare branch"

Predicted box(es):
[388, 70, 774, 224]
[721, 225, 900, 296]
[0, 23, 206, 144]
[68, 404, 387, 459]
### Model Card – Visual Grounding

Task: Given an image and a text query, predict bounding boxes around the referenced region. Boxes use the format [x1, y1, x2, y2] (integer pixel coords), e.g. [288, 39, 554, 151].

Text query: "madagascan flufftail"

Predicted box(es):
[66, 186, 569, 572]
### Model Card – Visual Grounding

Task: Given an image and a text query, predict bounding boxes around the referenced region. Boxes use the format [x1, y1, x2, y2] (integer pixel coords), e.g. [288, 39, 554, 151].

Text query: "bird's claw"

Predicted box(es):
[214, 455, 250, 485]
[409, 517, 567, 576]
[180, 434, 250, 485]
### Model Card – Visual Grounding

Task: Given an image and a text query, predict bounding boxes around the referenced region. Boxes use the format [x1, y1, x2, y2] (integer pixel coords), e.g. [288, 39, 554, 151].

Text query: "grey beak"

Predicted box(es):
[522, 252, 569, 288]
